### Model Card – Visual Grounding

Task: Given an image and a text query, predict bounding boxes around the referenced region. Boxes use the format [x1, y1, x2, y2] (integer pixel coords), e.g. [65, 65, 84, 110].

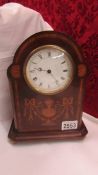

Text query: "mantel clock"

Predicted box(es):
[7, 31, 88, 141]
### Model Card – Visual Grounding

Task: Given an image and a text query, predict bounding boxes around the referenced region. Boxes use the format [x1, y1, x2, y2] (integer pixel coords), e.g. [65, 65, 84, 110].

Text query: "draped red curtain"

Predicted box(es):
[0, 0, 98, 118]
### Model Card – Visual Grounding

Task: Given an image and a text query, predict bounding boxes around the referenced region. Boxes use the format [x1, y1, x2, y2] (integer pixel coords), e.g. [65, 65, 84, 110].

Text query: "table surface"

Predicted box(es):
[0, 112, 98, 175]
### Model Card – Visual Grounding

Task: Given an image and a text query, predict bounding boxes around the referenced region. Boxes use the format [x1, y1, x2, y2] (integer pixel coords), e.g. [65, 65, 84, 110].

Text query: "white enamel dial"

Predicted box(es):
[24, 45, 74, 95]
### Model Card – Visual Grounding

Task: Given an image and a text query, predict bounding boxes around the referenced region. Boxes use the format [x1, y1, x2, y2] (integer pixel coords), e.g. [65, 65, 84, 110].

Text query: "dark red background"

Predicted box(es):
[0, 0, 98, 118]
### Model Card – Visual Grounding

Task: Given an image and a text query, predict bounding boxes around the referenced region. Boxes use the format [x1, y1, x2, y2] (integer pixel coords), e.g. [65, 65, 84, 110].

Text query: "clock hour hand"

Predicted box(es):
[34, 68, 47, 72]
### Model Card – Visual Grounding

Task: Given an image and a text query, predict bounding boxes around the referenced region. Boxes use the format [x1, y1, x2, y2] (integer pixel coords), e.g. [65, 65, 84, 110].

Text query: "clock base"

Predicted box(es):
[8, 120, 88, 142]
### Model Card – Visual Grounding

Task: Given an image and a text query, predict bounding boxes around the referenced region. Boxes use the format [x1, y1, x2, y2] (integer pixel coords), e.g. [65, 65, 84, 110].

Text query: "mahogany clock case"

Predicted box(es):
[7, 31, 88, 141]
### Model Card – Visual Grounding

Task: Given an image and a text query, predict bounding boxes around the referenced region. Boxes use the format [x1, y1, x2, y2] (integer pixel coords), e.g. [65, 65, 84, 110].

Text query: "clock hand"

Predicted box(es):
[33, 68, 59, 85]
[34, 68, 47, 71]
[49, 72, 59, 85]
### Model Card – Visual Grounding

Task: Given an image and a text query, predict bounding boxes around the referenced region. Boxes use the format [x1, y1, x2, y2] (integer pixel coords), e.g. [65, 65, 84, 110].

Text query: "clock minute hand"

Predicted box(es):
[49, 72, 59, 85]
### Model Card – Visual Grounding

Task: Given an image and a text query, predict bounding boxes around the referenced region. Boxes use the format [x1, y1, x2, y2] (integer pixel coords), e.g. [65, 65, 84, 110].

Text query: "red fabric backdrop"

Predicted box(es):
[0, 0, 98, 118]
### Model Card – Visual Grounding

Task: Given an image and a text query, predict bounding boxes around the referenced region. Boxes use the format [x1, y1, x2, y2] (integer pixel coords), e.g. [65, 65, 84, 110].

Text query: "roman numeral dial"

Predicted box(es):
[24, 45, 74, 94]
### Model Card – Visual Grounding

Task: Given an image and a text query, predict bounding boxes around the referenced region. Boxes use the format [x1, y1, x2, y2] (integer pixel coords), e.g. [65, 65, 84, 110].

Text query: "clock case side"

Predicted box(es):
[7, 31, 88, 141]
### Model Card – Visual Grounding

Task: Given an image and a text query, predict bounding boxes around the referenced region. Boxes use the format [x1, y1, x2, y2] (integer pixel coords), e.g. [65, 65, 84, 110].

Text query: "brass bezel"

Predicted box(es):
[23, 45, 74, 95]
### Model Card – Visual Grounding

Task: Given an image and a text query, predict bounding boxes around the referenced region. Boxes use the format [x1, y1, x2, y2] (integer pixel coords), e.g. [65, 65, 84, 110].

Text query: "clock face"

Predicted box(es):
[24, 45, 74, 95]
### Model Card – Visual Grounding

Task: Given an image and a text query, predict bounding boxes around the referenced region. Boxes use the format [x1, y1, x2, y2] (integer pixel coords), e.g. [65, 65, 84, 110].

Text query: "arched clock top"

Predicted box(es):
[12, 31, 84, 65]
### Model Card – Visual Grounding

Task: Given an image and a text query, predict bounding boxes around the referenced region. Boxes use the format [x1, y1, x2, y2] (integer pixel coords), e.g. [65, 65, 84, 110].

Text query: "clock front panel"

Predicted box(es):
[14, 78, 82, 132]
[13, 45, 79, 132]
